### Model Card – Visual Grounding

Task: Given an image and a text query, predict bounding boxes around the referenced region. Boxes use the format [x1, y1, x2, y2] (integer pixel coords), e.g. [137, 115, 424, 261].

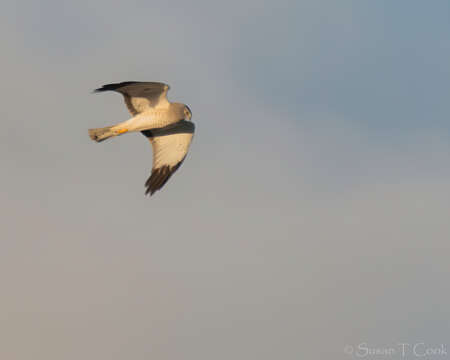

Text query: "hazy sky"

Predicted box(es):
[1, 1, 450, 359]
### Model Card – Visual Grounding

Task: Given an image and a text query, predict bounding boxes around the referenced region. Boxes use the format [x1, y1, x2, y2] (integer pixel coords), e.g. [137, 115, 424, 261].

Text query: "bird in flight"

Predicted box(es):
[88, 81, 195, 196]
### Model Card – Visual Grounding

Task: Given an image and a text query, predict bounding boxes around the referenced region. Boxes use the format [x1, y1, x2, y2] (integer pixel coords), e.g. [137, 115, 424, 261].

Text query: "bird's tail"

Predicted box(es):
[88, 126, 116, 142]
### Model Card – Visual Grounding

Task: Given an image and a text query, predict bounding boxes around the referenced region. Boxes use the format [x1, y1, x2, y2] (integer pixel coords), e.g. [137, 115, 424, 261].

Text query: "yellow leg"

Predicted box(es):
[117, 129, 128, 134]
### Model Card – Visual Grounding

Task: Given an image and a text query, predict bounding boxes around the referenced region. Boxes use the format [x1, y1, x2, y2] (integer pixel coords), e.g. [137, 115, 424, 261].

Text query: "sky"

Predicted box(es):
[1, 1, 450, 359]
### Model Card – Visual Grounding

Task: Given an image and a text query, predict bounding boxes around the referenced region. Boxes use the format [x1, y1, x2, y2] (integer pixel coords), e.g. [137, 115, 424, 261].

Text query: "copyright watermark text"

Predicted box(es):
[344, 343, 448, 358]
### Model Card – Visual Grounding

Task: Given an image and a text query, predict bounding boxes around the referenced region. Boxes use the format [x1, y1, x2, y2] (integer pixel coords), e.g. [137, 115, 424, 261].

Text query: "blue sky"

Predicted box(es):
[1, 1, 450, 359]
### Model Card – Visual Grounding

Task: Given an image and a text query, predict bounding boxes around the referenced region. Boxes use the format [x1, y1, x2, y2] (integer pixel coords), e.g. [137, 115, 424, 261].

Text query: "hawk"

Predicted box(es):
[88, 81, 195, 196]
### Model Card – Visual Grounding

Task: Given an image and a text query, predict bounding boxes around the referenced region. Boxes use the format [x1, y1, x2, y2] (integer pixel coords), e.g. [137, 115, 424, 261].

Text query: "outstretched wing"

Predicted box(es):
[141, 120, 195, 196]
[94, 81, 170, 115]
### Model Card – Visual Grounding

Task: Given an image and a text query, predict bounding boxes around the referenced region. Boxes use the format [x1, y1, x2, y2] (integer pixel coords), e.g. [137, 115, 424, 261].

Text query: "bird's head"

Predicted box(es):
[184, 104, 192, 121]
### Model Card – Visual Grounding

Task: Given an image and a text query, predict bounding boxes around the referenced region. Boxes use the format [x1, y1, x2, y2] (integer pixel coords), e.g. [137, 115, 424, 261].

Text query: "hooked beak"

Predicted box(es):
[185, 105, 193, 121]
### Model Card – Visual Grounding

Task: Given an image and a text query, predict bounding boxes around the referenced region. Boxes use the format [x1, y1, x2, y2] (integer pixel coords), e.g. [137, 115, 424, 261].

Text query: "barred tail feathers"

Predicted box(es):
[88, 126, 116, 142]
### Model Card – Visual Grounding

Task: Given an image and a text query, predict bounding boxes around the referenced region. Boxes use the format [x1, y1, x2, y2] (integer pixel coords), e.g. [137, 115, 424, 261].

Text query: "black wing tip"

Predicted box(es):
[144, 162, 184, 196]
[144, 165, 171, 196]
[93, 81, 139, 93]
[94, 81, 169, 93]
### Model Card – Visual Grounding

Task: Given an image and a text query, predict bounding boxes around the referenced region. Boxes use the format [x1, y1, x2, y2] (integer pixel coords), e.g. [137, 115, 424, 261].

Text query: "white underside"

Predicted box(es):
[112, 110, 177, 133]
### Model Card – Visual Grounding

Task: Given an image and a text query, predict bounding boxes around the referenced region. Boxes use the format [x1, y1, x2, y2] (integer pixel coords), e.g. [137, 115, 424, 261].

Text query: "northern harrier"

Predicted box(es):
[88, 81, 195, 196]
